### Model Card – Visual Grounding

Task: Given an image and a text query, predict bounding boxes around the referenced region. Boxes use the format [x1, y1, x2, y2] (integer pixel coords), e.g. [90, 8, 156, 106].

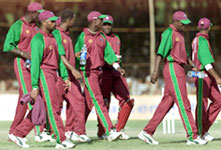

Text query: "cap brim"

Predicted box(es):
[48, 16, 59, 21]
[180, 19, 191, 25]
[103, 20, 113, 25]
[37, 9, 44, 13]
[98, 14, 107, 19]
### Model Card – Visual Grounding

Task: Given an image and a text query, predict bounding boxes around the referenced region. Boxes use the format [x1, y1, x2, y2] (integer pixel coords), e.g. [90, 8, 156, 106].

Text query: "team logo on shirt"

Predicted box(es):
[175, 37, 179, 42]
[63, 39, 67, 44]
[26, 30, 30, 34]
[88, 39, 93, 44]
[49, 45, 53, 50]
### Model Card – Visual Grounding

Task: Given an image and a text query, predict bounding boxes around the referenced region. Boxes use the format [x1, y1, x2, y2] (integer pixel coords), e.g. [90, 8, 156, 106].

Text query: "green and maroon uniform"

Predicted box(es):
[192, 32, 221, 136]
[53, 27, 86, 135]
[12, 29, 69, 143]
[98, 32, 134, 136]
[3, 17, 41, 135]
[143, 24, 198, 141]
[75, 28, 118, 136]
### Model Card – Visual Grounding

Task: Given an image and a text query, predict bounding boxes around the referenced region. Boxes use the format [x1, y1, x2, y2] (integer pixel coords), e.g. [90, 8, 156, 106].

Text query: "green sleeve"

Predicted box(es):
[198, 36, 215, 67]
[74, 32, 85, 69]
[114, 33, 122, 66]
[3, 20, 23, 52]
[52, 29, 66, 56]
[101, 33, 118, 64]
[157, 27, 173, 58]
[31, 33, 44, 89]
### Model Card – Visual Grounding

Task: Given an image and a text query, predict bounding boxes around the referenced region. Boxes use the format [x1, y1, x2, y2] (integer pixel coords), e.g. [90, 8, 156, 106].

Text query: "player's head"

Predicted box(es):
[60, 9, 76, 28]
[102, 15, 113, 35]
[198, 18, 212, 32]
[87, 11, 106, 30]
[172, 11, 191, 31]
[39, 10, 58, 32]
[27, 2, 44, 22]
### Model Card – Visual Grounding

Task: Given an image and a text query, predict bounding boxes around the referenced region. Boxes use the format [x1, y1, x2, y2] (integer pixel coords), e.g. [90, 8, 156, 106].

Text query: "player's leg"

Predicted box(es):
[202, 79, 221, 140]
[82, 70, 120, 141]
[39, 70, 67, 144]
[97, 69, 112, 138]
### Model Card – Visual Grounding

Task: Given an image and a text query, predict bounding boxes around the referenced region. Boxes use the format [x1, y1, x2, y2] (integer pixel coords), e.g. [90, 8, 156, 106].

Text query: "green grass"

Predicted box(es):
[0, 120, 221, 150]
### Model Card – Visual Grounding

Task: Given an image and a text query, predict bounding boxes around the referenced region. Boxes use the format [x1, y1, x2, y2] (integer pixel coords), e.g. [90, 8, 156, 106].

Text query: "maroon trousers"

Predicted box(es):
[82, 69, 113, 135]
[194, 75, 221, 136]
[10, 57, 41, 135]
[143, 62, 198, 141]
[56, 77, 86, 135]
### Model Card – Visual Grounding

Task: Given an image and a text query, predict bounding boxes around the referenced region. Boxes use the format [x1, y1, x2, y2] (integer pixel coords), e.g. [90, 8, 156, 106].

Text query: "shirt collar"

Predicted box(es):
[169, 24, 181, 32]
[196, 32, 209, 39]
[56, 26, 70, 35]
[84, 28, 100, 36]
[38, 29, 53, 37]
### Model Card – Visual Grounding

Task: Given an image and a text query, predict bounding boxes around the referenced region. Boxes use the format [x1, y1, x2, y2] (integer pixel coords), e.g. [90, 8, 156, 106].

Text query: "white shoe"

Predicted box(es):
[65, 131, 72, 140]
[119, 130, 130, 140]
[186, 137, 207, 145]
[202, 132, 214, 142]
[55, 139, 75, 149]
[79, 134, 91, 142]
[107, 129, 121, 142]
[138, 130, 159, 145]
[35, 130, 51, 142]
[98, 134, 107, 140]
[69, 132, 82, 142]
[8, 134, 30, 148]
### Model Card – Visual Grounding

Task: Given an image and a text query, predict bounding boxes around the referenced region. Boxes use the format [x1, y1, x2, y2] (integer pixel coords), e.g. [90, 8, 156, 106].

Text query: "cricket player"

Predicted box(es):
[75, 11, 125, 141]
[97, 15, 134, 140]
[192, 18, 221, 141]
[3, 2, 51, 142]
[7, 10, 75, 149]
[53, 9, 90, 142]
[138, 11, 207, 145]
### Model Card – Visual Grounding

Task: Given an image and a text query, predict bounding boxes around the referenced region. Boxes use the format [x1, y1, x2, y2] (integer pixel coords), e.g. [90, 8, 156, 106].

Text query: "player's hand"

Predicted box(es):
[75, 51, 81, 58]
[117, 67, 125, 76]
[63, 79, 71, 92]
[72, 69, 82, 80]
[151, 71, 158, 84]
[215, 78, 221, 85]
[30, 88, 39, 104]
[22, 52, 31, 60]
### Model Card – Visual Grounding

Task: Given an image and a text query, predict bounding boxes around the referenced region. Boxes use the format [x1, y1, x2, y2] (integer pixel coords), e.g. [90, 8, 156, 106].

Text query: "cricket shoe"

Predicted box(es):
[107, 129, 121, 142]
[35, 130, 52, 142]
[79, 134, 91, 142]
[186, 136, 207, 145]
[138, 130, 159, 145]
[55, 139, 75, 149]
[65, 131, 72, 140]
[70, 132, 91, 142]
[8, 134, 30, 148]
[202, 132, 214, 142]
[119, 130, 130, 140]
[98, 134, 107, 140]
[8, 134, 27, 142]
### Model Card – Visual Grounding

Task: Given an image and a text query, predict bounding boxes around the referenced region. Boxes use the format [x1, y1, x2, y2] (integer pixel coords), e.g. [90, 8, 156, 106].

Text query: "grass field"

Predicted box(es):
[0, 120, 221, 150]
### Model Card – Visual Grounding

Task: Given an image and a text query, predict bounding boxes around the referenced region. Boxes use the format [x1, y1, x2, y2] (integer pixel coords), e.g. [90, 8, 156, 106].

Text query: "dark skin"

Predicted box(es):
[198, 27, 221, 85]
[151, 21, 196, 84]
[76, 18, 125, 76]
[10, 11, 40, 61]
[59, 16, 82, 80]
[30, 20, 71, 101]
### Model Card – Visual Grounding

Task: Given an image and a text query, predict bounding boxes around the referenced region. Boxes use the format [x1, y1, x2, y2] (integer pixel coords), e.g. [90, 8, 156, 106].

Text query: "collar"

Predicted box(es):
[169, 24, 180, 32]
[56, 26, 70, 35]
[196, 32, 209, 40]
[83, 28, 100, 36]
[102, 31, 115, 37]
[38, 29, 53, 37]
[20, 17, 35, 27]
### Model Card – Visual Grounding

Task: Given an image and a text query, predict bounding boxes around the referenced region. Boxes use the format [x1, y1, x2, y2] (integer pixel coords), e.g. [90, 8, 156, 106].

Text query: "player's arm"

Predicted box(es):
[151, 28, 172, 84]
[3, 21, 30, 60]
[74, 32, 85, 70]
[30, 34, 44, 100]
[198, 37, 221, 84]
